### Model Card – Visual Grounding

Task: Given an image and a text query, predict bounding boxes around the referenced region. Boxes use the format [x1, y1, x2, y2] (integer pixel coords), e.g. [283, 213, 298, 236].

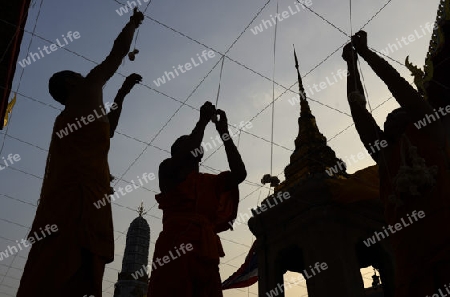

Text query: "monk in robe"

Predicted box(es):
[17, 10, 144, 297]
[343, 31, 450, 297]
[147, 101, 247, 297]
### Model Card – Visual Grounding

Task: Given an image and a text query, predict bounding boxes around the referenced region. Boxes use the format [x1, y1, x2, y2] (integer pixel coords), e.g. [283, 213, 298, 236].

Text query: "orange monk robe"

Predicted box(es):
[378, 124, 450, 297]
[147, 171, 239, 297]
[17, 114, 114, 297]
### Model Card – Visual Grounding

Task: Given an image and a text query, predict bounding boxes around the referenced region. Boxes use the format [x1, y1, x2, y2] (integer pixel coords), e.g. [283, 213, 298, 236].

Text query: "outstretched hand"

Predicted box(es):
[130, 8, 144, 28]
[122, 73, 142, 92]
[342, 43, 358, 63]
[351, 30, 369, 53]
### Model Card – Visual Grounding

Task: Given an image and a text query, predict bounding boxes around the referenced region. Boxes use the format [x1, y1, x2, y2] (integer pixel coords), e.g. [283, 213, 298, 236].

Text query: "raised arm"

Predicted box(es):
[189, 102, 214, 152]
[352, 31, 433, 121]
[214, 109, 247, 187]
[108, 73, 142, 137]
[343, 43, 364, 96]
[86, 9, 144, 85]
[353, 31, 445, 145]
[158, 102, 215, 192]
[343, 43, 385, 162]
[168, 101, 215, 163]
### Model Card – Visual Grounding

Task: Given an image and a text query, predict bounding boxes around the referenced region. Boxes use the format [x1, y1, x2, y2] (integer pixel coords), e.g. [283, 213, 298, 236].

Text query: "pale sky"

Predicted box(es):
[0, 0, 442, 296]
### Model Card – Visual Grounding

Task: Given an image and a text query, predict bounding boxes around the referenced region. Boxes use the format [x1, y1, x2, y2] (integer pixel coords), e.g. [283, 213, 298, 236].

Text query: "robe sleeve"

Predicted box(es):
[214, 171, 240, 233]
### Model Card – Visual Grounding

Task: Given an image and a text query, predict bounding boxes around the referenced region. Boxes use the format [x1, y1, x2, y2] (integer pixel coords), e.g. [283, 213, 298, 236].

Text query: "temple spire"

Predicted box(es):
[291, 47, 324, 151]
[293, 45, 312, 117]
[275, 47, 346, 189]
[114, 206, 150, 297]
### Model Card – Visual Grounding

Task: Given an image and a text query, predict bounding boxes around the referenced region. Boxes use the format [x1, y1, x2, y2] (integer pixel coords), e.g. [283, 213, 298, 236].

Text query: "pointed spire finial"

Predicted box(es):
[293, 44, 299, 68]
[293, 45, 306, 100]
[137, 201, 147, 217]
[293, 45, 312, 117]
[275, 45, 348, 190]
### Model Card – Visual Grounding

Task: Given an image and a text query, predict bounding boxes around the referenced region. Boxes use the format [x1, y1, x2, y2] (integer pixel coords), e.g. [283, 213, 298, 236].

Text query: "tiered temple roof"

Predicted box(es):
[278, 49, 346, 191]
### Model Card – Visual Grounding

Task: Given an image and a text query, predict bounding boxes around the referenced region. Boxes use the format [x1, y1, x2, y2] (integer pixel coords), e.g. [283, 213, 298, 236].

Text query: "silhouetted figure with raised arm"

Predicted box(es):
[343, 31, 450, 297]
[17, 10, 144, 297]
[148, 101, 247, 297]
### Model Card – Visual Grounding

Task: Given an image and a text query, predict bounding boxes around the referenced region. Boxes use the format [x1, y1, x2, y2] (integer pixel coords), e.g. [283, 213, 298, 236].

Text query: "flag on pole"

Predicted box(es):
[222, 240, 258, 290]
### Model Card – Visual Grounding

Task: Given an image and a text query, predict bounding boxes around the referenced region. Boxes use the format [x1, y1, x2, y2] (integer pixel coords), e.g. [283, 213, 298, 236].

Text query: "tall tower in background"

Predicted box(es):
[114, 203, 150, 297]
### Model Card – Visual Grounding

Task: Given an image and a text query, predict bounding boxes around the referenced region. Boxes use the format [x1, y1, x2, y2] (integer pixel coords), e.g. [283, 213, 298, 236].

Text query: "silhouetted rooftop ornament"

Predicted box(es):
[136, 201, 148, 217]
[277, 47, 347, 190]
[293, 45, 311, 117]
[407, 0, 449, 106]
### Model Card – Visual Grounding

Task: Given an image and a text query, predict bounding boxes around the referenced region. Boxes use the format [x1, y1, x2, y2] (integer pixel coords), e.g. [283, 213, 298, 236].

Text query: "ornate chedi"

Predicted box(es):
[248, 50, 395, 297]
[281, 48, 347, 190]
[114, 203, 150, 297]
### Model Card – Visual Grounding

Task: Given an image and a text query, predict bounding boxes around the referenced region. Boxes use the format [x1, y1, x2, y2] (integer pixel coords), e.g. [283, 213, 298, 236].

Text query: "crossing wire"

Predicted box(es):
[0, 0, 406, 154]
[2, 0, 408, 294]
[0, 106, 270, 226]
[200, 41, 348, 165]
[0, 11, 358, 149]
[1, 102, 269, 192]
[142, 12, 354, 117]
[0, 20, 297, 154]
[111, 0, 274, 188]
[0, 2, 46, 287]
[270, 1, 279, 177]
[4, 0, 396, 235]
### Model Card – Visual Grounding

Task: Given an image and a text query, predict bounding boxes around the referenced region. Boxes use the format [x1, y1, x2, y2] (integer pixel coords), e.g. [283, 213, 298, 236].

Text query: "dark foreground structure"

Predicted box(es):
[0, 0, 31, 129]
[249, 0, 450, 296]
